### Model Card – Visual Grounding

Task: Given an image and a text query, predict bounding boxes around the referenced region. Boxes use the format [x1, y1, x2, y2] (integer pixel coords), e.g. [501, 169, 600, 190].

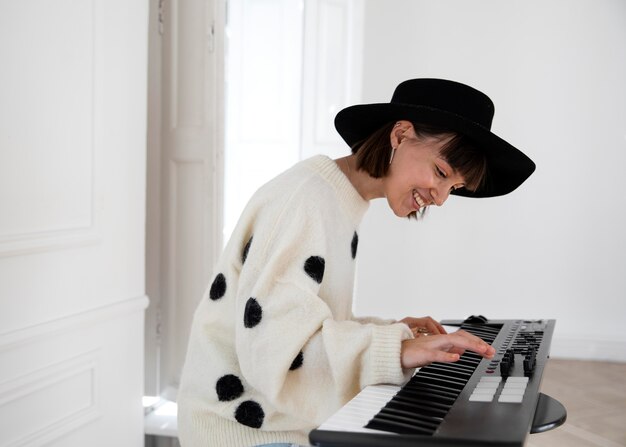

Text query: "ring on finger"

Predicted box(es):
[414, 327, 430, 336]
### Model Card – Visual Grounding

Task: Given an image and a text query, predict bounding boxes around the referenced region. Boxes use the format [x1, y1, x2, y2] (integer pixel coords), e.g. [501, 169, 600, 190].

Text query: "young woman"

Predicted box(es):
[177, 78, 535, 447]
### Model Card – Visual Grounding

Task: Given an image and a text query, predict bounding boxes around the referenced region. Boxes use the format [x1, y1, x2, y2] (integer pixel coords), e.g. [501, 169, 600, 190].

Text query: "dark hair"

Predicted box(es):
[353, 121, 487, 193]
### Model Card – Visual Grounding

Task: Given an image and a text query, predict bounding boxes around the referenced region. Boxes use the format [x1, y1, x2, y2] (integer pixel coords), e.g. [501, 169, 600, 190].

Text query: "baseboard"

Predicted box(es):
[550, 335, 626, 362]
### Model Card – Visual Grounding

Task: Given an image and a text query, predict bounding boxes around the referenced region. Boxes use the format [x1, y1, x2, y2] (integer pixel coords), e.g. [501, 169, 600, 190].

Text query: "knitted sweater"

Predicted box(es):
[178, 155, 414, 446]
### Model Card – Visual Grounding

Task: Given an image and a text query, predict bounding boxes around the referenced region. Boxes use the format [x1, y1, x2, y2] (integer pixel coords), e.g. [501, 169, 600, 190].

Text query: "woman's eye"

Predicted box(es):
[436, 166, 447, 178]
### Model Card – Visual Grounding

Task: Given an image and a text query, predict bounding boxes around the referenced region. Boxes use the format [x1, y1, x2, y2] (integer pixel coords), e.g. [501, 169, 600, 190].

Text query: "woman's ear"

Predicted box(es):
[390, 120, 414, 147]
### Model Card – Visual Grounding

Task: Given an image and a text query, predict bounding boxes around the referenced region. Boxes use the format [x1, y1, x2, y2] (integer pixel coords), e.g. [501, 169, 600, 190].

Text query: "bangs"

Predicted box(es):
[439, 134, 487, 193]
[411, 122, 487, 192]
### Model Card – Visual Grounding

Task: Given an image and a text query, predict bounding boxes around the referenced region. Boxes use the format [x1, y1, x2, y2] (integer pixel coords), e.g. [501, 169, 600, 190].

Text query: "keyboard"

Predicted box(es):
[309, 318, 561, 446]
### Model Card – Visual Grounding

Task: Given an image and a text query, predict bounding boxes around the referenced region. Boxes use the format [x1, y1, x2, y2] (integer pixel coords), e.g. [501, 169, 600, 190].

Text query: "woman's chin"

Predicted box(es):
[387, 198, 416, 218]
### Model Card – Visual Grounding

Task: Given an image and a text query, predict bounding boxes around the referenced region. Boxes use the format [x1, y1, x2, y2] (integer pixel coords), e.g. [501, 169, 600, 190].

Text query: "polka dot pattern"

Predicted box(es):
[351, 232, 359, 259]
[289, 351, 304, 370]
[215, 374, 244, 402]
[242, 236, 253, 264]
[209, 273, 227, 300]
[244, 297, 263, 328]
[304, 256, 325, 284]
[235, 400, 265, 429]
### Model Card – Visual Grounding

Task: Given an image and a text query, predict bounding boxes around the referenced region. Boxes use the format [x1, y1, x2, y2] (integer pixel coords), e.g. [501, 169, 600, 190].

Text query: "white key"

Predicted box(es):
[500, 387, 525, 395]
[503, 382, 527, 389]
[472, 388, 496, 396]
[479, 376, 502, 383]
[470, 393, 495, 402]
[499, 394, 524, 403]
[476, 381, 500, 389]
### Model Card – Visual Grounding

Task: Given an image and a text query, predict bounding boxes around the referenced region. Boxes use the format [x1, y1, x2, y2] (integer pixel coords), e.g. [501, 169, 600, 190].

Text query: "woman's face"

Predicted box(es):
[383, 121, 466, 217]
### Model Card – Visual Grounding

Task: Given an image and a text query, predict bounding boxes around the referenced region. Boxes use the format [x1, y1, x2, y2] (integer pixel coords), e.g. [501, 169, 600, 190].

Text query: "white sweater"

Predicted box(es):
[178, 155, 414, 446]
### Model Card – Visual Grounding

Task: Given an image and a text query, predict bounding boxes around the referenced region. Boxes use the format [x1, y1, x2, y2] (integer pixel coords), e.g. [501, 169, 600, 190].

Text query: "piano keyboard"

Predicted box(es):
[309, 318, 559, 447]
[315, 385, 402, 435]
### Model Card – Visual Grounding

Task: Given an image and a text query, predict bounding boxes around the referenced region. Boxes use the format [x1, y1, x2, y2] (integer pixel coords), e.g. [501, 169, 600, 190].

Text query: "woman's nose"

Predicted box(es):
[431, 186, 451, 206]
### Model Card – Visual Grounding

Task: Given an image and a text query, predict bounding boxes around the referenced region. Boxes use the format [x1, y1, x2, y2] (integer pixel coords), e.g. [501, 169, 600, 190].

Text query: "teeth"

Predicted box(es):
[413, 191, 426, 209]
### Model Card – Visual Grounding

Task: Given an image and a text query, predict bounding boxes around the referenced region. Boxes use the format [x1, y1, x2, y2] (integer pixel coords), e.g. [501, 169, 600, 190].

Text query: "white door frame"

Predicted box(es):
[145, 0, 226, 399]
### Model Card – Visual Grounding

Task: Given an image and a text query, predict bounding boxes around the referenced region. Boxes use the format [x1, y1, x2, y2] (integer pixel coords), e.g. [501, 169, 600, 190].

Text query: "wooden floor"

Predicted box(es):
[147, 359, 626, 447]
[527, 359, 626, 447]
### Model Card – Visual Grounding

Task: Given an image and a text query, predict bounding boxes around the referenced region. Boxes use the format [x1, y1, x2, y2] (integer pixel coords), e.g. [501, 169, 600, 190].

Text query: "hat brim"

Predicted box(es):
[335, 103, 536, 198]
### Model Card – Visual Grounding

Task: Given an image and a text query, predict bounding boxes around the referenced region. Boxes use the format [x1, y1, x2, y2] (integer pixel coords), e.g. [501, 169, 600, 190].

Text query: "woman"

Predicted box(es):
[178, 78, 535, 446]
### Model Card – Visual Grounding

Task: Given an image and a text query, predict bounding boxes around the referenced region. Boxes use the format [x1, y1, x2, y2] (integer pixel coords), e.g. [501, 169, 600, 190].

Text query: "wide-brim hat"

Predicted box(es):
[334, 78, 535, 198]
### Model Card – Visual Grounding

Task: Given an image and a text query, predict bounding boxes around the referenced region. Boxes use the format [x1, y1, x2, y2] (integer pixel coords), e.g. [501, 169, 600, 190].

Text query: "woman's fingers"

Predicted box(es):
[434, 330, 495, 358]
[452, 330, 496, 357]
[426, 350, 461, 364]
[401, 341, 458, 367]
[399, 316, 448, 336]
[424, 318, 447, 335]
[401, 331, 495, 369]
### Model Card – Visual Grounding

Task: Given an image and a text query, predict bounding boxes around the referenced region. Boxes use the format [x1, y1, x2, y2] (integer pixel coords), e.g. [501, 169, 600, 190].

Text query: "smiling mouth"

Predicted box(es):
[413, 190, 427, 210]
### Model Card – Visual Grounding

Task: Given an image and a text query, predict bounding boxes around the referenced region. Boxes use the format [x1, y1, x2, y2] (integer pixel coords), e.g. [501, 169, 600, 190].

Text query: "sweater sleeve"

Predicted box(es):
[234, 191, 414, 426]
[351, 314, 399, 326]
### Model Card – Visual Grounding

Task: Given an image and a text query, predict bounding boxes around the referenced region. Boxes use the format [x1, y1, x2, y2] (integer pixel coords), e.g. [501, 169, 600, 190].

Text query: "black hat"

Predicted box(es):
[334, 78, 535, 198]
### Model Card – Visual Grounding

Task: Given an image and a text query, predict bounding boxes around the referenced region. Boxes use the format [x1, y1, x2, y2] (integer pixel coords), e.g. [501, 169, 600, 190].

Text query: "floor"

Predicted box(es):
[527, 359, 626, 447]
[145, 359, 626, 447]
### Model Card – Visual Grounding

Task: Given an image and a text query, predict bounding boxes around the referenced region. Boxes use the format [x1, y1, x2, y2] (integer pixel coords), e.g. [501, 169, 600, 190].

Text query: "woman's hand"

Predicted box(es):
[400, 329, 496, 369]
[398, 316, 447, 337]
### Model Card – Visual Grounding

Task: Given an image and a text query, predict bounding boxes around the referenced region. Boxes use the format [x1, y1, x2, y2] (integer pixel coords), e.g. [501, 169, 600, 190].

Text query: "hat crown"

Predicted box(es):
[391, 79, 495, 130]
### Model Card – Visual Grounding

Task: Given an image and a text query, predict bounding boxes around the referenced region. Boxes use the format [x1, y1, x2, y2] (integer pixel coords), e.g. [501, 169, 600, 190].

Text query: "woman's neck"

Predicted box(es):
[335, 155, 384, 201]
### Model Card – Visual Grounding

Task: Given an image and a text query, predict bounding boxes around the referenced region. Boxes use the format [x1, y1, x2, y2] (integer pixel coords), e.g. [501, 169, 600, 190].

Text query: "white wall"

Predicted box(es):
[0, 0, 149, 445]
[353, 0, 626, 361]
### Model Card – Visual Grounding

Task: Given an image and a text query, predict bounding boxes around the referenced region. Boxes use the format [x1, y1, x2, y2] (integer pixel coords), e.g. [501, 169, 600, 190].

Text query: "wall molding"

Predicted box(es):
[0, 0, 98, 259]
[0, 351, 100, 447]
[0, 295, 149, 352]
[0, 227, 101, 259]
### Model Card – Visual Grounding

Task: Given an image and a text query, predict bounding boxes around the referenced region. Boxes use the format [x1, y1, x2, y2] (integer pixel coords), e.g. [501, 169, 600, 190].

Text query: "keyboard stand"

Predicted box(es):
[530, 393, 567, 434]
